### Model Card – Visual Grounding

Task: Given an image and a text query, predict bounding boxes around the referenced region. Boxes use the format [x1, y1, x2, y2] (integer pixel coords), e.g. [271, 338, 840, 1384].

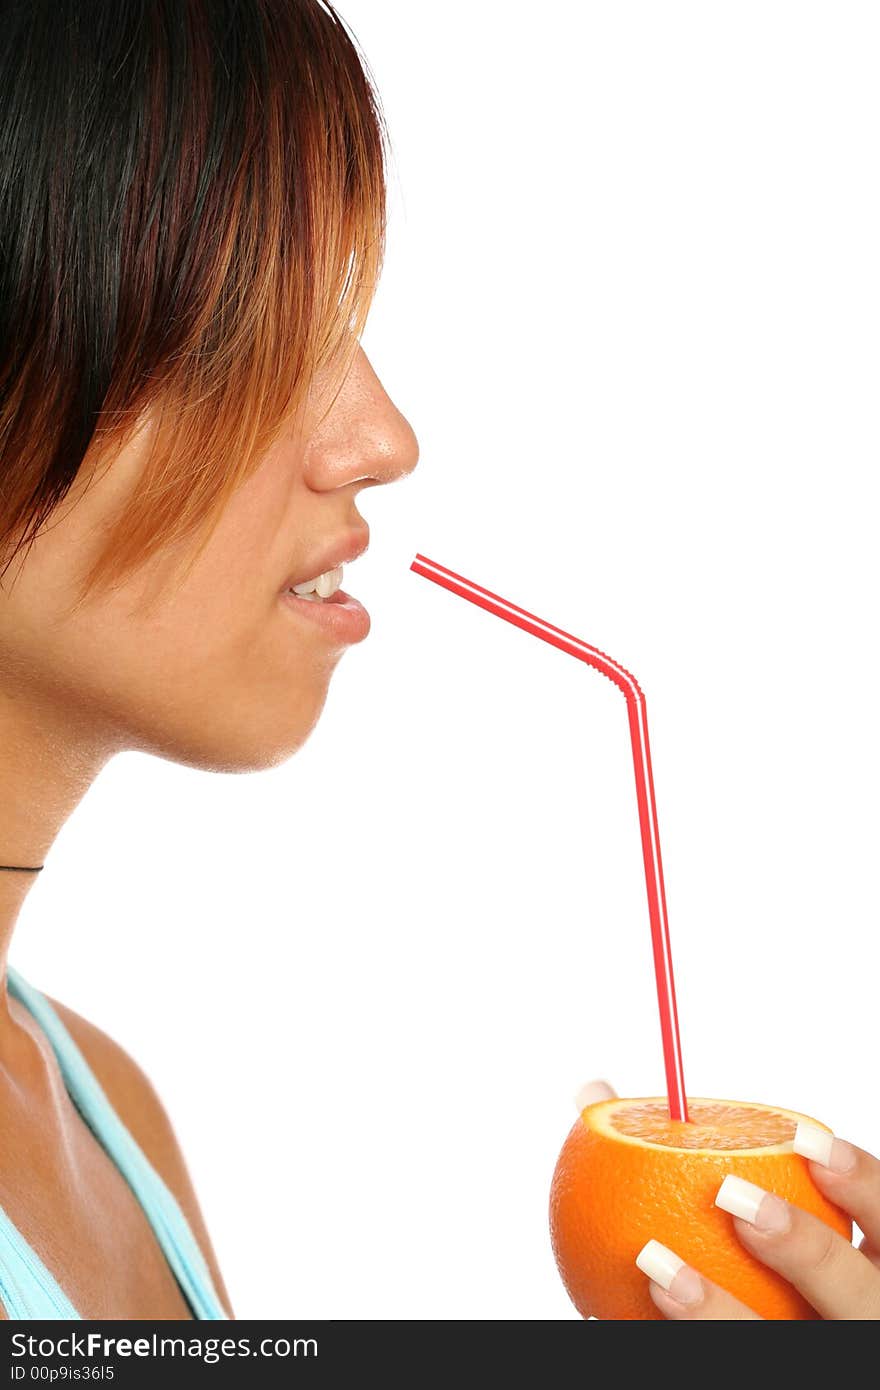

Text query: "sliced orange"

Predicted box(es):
[549, 1097, 852, 1320]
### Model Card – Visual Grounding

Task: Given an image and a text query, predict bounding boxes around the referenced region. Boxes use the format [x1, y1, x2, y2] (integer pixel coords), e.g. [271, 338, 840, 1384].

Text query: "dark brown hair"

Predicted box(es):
[0, 0, 387, 606]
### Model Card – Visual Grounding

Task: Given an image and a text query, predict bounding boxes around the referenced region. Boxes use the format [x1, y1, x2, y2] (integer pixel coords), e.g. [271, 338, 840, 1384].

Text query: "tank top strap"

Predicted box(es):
[3, 965, 228, 1321]
[0, 1202, 80, 1319]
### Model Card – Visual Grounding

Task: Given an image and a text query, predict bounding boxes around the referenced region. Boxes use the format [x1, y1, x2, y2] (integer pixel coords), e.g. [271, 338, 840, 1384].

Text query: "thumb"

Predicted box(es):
[574, 1079, 617, 1110]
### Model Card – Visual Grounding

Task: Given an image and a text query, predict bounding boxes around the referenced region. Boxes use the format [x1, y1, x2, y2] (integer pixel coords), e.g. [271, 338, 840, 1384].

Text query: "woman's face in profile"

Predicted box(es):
[0, 344, 418, 773]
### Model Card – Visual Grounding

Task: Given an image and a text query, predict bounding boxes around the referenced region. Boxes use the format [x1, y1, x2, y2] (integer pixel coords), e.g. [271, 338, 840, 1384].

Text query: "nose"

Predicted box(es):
[304, 345, 420, 491]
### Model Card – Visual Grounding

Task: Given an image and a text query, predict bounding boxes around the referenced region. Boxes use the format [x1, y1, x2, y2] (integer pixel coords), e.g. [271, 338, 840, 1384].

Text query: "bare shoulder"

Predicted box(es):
[44, 994, 235, 1319]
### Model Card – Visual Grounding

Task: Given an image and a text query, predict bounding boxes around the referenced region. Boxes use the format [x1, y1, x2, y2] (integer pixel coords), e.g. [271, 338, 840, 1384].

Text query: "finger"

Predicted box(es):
[715, 1174, 880, 1319]
[858, 1237, 880, 1273]
[636, 1240, 762, 1320]
[573, 1078, 617, 1111]
[793, 1121, 880, 1251]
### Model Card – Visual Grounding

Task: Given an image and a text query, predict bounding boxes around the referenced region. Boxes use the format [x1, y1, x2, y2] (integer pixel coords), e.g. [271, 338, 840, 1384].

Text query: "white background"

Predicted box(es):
[14, 2, 880, 1318]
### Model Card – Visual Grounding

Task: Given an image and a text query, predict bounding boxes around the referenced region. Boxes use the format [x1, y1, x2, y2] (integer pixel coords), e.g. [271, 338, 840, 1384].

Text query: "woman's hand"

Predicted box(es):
[586, 1082, 880, 1319]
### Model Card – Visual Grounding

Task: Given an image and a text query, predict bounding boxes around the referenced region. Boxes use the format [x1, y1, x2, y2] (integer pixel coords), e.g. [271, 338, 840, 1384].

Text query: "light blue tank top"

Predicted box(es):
[0, 965, 228, 1320]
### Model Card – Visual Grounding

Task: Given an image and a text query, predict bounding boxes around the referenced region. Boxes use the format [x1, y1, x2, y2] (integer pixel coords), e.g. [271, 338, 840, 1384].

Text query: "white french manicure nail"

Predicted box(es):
[715, 1174, 767, 1224]
[573, 1079, 616, 1112]
[715, 1174, 790, 1233]
[793, 1121, 856, 1173]
[635, 1239, 684, 1291]
[793, 1122, 834, 1166]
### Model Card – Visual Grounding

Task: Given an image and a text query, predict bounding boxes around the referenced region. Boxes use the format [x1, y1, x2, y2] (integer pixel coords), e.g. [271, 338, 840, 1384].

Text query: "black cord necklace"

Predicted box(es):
[0, 865, 44, 872]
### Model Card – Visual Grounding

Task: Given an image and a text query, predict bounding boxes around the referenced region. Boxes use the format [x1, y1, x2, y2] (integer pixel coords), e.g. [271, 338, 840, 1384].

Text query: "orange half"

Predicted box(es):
[549, 1096, 852, 1320]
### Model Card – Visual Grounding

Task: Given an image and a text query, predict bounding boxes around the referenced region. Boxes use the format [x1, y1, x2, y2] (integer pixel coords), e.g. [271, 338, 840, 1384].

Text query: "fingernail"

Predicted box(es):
[635, 1240, 703, 1305]
[793, 1121, 856, 1174]
[573, 1078, 616, 1111]
[715, 1175, 791, 1232]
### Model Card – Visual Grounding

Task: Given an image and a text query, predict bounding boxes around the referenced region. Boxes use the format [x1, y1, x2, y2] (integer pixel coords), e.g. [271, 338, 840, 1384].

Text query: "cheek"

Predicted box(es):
[18, 584, 342, 772]
[137, 613, 340, 770]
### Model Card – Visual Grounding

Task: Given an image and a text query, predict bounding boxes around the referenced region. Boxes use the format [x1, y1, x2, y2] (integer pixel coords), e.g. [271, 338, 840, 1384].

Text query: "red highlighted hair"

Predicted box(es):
[0, 1, 387, 606]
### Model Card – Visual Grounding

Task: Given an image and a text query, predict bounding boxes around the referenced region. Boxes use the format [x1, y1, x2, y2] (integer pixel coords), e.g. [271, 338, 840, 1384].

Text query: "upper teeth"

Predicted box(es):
[291, 565, 343, 598]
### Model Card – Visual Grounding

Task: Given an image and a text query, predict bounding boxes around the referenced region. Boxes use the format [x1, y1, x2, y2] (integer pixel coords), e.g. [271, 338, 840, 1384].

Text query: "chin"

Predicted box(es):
[141, 689, 331, 775]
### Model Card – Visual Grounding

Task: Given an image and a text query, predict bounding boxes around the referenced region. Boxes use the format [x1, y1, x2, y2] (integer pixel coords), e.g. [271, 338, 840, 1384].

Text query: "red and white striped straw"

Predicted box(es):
[410, 553, 689, 1123]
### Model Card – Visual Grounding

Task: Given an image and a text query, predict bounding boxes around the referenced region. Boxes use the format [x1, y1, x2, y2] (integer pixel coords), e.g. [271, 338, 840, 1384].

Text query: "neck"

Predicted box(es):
[0, 685, 114, 1004]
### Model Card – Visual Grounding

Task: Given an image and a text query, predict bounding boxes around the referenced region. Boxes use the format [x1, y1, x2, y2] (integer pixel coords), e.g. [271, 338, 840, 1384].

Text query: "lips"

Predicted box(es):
[281, 527, 370, 592]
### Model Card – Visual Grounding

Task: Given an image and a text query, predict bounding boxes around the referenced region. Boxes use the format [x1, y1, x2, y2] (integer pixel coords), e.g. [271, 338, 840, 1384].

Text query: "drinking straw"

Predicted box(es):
[410, 553, 689, 1123]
